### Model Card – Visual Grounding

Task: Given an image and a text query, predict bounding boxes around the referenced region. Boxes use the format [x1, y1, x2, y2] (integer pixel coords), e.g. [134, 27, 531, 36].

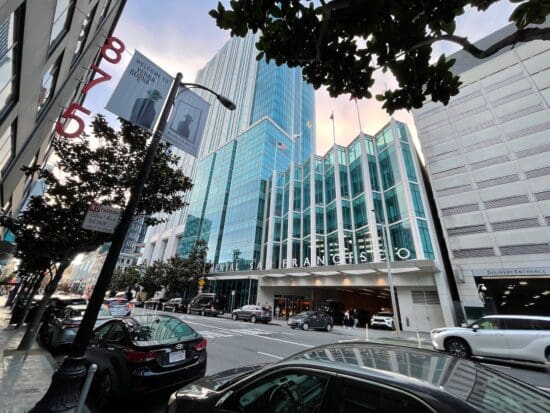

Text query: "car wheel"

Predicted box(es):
[326, 323, 333, 332]
[302, 322, 310, 331]
[201, 309, 206, 317]
[250, 315, 257, 324]
[232, 313, 238, 321]
[95, 370, 119, 410]
[446, 338, 471, 358]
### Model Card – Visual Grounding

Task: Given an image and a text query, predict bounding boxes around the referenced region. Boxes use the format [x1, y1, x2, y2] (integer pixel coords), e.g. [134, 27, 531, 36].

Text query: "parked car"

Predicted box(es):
[287, 311, 333, 331]
[167, 342, 550, 412]
[187, 293, 226, 316]
[43, 305, 112, 350]
[431, 314, 550, 364]
[103, 297, 131, 317]
[370, 311, 395, 329]
[86, 314, 207, 409]
[231, 305, 272, 323]
[37, 294, 88, 341]
[163, 298, 191, 313]
[144, 298, 167, 311]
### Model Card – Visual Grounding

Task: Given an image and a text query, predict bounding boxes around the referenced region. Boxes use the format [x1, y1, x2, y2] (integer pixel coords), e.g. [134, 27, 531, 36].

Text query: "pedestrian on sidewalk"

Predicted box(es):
[343, 309, 350, 329]
[352, 309, 359, 329]
[275, 305, 280, 320]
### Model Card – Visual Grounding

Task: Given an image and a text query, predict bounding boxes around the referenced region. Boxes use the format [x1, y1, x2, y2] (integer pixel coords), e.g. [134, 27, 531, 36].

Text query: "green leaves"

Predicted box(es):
[210, 0, 550, 114]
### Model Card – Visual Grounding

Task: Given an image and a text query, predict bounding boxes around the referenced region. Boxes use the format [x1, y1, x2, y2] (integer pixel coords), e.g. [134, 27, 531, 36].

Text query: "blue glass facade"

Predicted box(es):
[178, 47, 315, 270]
[262, 120, 437, 269]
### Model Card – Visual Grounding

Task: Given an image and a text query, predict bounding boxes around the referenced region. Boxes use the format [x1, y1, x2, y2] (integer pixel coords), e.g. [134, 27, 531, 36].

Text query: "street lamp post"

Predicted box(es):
[372, 209, 401, 337]
[32, 74, 235, 412]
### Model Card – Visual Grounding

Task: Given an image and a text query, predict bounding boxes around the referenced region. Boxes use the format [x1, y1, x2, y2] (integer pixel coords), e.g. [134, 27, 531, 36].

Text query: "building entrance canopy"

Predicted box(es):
[207, 260, 439, 287]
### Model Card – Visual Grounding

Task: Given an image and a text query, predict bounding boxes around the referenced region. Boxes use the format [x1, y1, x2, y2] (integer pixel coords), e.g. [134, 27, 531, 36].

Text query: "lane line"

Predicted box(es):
[184, 320, 243, 336]
[258, 352, 284, 360]
[248, 334, 313, 348]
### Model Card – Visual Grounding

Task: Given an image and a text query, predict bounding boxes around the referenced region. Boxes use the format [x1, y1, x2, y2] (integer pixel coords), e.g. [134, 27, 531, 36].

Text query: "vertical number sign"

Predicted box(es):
[55, 37, 125, 138]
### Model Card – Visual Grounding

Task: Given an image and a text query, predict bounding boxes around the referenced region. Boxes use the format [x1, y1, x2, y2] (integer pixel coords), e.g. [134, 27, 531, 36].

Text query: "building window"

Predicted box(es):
[49, 0, 75, 51]
[0, 7, 22, 121]
[389, 220, 416, 260]
[417, 219, 434, 259]
[0, 120, 16, 176]
[72, 4, 97, 64]
[37, 55, 63, 115]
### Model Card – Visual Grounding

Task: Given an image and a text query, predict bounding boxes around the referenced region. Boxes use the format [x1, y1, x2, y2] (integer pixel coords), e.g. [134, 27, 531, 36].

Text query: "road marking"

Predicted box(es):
[258, 352, 284, 360]
[184, 320, 243, 336]
[198, 330, 234, 339]
[250, 334, 313, 348]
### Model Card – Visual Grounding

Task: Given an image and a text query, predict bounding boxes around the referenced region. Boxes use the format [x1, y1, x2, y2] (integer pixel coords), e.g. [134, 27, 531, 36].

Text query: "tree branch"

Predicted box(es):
[411, 27, 550, 59]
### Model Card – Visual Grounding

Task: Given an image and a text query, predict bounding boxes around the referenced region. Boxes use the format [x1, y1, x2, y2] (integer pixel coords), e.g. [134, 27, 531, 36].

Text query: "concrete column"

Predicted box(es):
[359, 136, 381, 262]
[265, 172, 277, 269]
[286, 163, 294, 267]
[332, 147, 346, 264]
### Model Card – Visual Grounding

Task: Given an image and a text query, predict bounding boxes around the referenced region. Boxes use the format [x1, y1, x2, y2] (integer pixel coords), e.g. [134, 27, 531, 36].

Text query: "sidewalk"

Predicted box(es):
[0, 297, 58, 413]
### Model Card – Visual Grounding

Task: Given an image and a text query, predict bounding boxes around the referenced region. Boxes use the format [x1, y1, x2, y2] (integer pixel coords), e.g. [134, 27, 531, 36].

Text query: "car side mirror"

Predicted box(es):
[472, 324, 479, 332]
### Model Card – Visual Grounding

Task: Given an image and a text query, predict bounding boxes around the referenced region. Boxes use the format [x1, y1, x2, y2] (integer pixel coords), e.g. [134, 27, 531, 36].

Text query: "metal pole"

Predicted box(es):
[380, 224, 401, 337]
[75, 364, 97, 413]
[247, 276, 252, 305]
[31, 73, 184, 412]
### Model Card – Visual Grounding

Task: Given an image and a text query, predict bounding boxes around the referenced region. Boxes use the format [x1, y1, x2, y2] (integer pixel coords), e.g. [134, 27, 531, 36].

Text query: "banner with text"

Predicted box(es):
[162, 88, 210, 156]
[106, 50, 173, 131]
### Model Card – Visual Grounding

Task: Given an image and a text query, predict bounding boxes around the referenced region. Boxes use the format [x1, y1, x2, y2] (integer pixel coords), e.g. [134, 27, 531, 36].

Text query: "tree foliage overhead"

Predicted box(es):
[210, 0, 550, 113]
[0, 115, 193, 277]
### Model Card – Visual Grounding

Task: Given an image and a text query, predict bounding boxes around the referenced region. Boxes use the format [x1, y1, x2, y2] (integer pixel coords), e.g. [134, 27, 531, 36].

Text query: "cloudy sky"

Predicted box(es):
[86, 0, 517, 155]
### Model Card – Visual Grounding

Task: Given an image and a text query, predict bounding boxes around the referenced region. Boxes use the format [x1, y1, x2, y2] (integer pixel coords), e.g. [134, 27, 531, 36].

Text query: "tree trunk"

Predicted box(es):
[17, 273, 45, 329]
[17, 262, 69, 351]
[8, 275, 35, 325]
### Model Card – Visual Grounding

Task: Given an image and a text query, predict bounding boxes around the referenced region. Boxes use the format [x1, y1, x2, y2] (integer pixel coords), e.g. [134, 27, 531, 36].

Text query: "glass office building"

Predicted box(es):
[177, 35, 316, 309]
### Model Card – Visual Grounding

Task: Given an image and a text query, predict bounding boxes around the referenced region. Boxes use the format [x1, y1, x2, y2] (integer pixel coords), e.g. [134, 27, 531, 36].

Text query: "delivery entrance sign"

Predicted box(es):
[82, 203, 121, 234]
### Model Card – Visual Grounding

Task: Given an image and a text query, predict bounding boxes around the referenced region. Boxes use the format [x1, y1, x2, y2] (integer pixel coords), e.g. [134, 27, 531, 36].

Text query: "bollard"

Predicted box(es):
[75, 363, 97, 413]
[365, 323, 369, 342]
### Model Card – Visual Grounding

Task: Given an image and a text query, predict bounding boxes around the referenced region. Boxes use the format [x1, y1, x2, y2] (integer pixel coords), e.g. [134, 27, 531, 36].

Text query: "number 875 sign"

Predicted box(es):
[55, 37, 125, 139]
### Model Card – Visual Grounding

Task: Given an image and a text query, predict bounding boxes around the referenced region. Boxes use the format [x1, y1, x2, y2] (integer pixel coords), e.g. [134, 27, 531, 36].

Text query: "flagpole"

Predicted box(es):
[274, 144, 278, 173]
[354, 98, 363, 133]
[330, 111, 336, 145]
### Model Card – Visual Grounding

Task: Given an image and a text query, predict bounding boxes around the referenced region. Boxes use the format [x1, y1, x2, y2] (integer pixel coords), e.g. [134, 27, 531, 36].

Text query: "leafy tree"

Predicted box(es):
[139, 260, 166, 298]
[164, 255, 194, 297]
[0, 115, 192, 350]
[210, 0, 550, 113]
[109, 265, 141, 293]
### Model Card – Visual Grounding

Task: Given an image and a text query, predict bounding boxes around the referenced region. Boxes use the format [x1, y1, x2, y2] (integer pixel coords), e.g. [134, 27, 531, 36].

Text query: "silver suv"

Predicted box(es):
[431, 315, 550, 364]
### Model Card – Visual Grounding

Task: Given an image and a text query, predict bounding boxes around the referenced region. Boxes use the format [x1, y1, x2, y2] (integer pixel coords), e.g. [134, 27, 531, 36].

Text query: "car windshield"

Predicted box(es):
[130, 316, 197, 346]
[375, 312, 393, 317]
[295, 311, 313, 318]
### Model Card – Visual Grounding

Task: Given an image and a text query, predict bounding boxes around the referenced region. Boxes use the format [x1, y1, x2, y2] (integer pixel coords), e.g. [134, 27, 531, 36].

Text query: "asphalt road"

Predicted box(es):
[52, 309, 550, 412]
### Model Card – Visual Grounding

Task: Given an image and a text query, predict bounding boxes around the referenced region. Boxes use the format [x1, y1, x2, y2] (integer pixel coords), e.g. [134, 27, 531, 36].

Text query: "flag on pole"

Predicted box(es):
[276, 142, 288, 150]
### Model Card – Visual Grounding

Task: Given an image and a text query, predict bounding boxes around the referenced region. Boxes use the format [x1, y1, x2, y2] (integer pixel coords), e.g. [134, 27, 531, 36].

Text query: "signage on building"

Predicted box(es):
[472, 267, 550, 277]
[56, 37, 125, 139]
[161, 88, 210, 156]
[209, 247, 412, 273]
[106, 51, 173, 132]
[82, 203, 121, 234]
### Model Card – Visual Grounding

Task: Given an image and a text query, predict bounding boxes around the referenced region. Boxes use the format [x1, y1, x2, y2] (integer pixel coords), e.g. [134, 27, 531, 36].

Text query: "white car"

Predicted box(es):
[370, 312, 394, 329]
[431, 315, 550, 364]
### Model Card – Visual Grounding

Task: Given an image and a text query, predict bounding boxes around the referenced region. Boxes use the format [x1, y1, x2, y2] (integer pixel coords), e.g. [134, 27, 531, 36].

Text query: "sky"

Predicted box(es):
[85, 0, 518, 156]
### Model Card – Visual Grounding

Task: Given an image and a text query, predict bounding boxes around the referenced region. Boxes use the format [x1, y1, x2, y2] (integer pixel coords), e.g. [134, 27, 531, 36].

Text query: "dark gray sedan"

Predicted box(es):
[231, 305, 272, 323]
[167, 342, 550, 413]
[287, 311, 333, 331]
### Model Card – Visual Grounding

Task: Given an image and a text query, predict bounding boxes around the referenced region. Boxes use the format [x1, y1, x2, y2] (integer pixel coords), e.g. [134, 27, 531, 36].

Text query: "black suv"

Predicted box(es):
[187, 293, 225, 316]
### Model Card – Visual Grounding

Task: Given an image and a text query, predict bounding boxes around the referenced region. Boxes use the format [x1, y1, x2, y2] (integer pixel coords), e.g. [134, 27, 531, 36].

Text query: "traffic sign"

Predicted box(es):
[198, 278, 206, 287]
[82, 203, 121, 234]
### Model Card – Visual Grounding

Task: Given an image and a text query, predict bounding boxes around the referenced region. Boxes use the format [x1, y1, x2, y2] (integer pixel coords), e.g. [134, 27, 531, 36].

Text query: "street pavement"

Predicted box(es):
[112, 308, 550, 412]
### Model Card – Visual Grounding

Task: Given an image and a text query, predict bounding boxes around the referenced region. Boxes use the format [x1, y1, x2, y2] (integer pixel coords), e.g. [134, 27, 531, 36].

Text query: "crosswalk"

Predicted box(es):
[197, 327, 293, 340]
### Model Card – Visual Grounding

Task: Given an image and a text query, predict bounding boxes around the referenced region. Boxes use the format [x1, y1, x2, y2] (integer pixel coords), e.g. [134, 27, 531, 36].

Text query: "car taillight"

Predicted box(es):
[194, 339, 207, 351]
[123, 349, 160, 363]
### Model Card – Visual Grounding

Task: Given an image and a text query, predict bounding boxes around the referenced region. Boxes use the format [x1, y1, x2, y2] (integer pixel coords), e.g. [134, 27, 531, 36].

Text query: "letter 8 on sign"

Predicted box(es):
[101, 36, 125, 64]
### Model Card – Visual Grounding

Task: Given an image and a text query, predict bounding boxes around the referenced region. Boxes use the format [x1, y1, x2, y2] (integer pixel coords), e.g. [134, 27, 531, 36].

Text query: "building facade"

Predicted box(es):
[199, 120, 456, 332]
[412, 23, 550, 319]
[140, 32, 277, 264]
[0, 0, 126, 262]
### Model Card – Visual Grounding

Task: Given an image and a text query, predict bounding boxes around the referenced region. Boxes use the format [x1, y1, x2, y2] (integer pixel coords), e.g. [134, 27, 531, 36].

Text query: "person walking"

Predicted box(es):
[275, 305, 280, 320]
[352, 309, 359, 329]
[343, 309, 350, 329]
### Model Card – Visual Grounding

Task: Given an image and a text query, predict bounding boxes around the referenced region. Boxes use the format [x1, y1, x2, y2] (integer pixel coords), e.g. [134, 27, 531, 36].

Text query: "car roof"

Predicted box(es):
[482, 314, 550, 321]
[271, 342, 549, 408]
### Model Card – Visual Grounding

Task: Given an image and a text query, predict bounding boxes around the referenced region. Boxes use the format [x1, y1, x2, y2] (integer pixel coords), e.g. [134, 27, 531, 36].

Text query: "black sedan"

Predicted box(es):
[287, 311, 333, 331]
[231, 305, 272, 323]
[167, 342, 550, 413]
[85, 314, 207, 409]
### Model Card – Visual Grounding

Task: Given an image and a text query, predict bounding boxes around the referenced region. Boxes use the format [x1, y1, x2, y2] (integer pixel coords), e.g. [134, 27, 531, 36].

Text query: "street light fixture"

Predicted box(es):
[32, 73, 235, 412]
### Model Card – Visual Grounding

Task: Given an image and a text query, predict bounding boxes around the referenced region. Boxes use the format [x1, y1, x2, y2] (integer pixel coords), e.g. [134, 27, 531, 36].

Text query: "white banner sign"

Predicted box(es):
[162, 88, 210, 156]
[106, 50, 173, 131]
[82, 203, 121, 234]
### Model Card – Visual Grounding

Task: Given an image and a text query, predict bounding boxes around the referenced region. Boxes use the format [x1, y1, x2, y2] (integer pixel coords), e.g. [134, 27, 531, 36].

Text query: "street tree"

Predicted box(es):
[0, 115, 192, 350]
[210, 0, 550, 113]
[109, 264, 141, 293]
[139, 260, 166, 298]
